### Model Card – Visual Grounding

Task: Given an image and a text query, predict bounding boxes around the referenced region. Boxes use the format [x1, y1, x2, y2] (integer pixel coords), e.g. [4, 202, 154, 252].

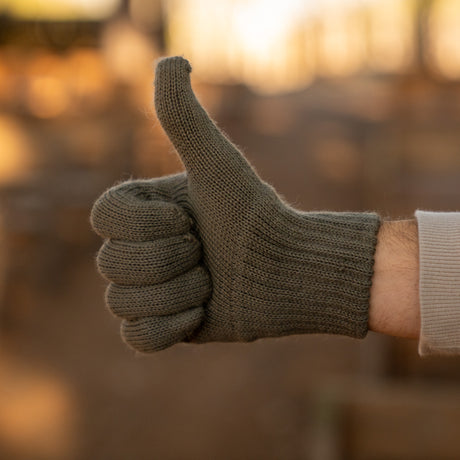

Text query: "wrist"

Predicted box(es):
[369, 219, 420, 338]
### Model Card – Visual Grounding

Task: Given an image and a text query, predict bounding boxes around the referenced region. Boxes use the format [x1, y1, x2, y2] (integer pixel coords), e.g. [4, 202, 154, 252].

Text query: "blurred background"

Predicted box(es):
[1, 0, 460, 459]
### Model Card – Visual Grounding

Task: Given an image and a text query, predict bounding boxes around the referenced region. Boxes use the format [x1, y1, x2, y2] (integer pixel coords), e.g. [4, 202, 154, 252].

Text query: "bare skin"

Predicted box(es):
[369, 220, 420, 339]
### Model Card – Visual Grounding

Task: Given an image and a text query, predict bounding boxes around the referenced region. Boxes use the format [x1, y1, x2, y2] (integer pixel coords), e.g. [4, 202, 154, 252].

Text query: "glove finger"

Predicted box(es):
[106, 266, 211, 319]
[91, 173, 190, 241]
[97, 234, 201, 285]
[154, 57, 262, 196]
[121, 306, 204, 352]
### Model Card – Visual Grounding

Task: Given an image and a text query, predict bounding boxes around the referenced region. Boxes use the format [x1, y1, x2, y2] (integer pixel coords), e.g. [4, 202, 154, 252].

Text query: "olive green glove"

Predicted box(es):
[91, 56, 380, 352]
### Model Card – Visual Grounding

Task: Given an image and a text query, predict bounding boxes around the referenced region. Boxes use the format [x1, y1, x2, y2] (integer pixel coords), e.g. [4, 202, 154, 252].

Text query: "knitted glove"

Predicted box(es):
[91, 56, 381, 353]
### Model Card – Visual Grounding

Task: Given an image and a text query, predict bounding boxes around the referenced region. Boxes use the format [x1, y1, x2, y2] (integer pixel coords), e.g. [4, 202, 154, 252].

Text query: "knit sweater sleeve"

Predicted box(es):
[415, 210, 460, 355]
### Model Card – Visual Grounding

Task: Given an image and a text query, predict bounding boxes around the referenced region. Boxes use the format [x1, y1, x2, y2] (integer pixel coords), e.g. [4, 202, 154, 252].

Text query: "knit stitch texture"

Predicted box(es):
[91, 56, 381, 352]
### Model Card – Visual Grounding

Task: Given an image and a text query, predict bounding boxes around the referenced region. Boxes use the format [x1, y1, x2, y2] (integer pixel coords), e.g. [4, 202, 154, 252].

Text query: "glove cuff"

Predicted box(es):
[230, 205, 381, 341]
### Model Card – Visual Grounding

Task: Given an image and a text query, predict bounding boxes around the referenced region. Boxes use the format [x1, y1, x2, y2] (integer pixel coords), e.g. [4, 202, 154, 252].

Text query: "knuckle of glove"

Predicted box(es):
[91, 179, 191, 241]
[96, 234, 201, 285]
[106, 266, 211, 319]
[120, 306, 204, 353]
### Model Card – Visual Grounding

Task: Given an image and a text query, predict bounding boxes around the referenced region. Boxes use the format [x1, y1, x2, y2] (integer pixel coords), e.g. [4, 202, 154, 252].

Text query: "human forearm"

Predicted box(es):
[369, 219, 420, 339]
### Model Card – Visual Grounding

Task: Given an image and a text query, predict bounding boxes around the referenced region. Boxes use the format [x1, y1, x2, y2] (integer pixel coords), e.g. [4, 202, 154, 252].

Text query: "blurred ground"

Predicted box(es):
[1, 1, 460, 459]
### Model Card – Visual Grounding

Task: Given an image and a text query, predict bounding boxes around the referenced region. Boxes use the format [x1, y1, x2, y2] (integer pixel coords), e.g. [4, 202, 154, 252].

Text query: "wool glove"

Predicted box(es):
[91, 56, 381, 353]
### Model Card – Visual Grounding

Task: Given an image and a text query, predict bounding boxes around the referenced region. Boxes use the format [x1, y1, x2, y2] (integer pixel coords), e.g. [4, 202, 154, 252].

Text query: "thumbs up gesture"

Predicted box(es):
[91, 57, 381, 352]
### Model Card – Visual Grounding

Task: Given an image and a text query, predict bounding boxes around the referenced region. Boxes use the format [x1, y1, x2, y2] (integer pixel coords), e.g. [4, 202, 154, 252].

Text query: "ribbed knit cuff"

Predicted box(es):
[232, 209, 381, 342]
[299, 212, 381, 339]
[416, 210, 460, 355]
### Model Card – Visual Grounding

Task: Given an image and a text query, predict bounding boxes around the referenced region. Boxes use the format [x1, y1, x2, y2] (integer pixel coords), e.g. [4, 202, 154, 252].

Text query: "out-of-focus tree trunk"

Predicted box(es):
[414, 0, 435, 77]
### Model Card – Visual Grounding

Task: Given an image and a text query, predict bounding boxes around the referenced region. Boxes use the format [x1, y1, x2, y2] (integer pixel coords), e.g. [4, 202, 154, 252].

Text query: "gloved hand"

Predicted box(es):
[91, 56, 380, 353]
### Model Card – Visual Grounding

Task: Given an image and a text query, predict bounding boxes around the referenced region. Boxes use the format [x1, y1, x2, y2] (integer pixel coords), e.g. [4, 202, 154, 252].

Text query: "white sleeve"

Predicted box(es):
[416, 210, 460, 355]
